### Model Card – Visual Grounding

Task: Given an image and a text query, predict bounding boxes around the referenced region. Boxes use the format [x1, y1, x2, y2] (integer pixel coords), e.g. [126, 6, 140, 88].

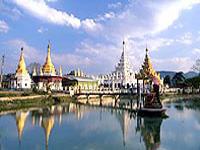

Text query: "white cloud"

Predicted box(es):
[45, 0, 58, 2]
[95, 0, 200, 42]
[0, 20, 9, 33]
[96, 12, 116, 22]
[81, 19, 102, 32]
[192, 48, 200, 55]
[37, 27, 48, 33]
[174, 23, 184, 29]
[13, 0, 81, 28]
[152, 57, 194, 72]
[152, 0, 200, 33]
[4, 39, 43, 62]
[108, 2, 122, 9]
[12, 0, 101, 32]
[176, 32, 193, 45]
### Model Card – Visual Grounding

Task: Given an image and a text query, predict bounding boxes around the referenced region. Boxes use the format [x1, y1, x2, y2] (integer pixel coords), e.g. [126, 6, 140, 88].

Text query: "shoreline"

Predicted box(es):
[0, 93, 72, 114]
[161, 93, 200, 103]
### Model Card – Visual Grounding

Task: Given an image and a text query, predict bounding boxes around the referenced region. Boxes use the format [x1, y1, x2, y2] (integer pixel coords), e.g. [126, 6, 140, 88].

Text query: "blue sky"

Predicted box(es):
[0, 0, 200, 75]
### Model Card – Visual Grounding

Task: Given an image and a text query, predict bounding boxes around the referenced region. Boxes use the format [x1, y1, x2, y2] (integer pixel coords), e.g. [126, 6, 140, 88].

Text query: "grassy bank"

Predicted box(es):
[0, 94, 72, 113]
[161, 93, 200, 103]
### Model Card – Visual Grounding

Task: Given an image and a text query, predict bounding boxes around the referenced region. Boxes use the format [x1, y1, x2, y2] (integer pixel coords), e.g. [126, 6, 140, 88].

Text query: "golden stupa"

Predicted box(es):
[43, 42, 56, 74]
[137, 48, 161, 81]
[16, 47, 28, 74]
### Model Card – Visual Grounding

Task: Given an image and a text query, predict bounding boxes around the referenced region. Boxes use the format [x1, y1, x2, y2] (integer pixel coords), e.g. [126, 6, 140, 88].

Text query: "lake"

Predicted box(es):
[0, 98, 200, 150]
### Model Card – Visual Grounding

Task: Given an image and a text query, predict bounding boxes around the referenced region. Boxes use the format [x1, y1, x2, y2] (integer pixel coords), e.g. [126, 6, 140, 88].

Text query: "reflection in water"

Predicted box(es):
[115, 110, 131, 150]
[136, 117, 163, 150]
[6, 99, 165, 150]
[15, 111, 29, 149]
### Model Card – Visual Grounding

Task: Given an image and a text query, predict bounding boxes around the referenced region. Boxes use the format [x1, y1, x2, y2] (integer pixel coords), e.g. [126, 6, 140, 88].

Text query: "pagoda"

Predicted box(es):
[99, 40, 137, 89]
[136, 47, 163, 110]
[32, 42, 62, 92]
[137, 47, 161, 82]
[11, 47, 32, 89]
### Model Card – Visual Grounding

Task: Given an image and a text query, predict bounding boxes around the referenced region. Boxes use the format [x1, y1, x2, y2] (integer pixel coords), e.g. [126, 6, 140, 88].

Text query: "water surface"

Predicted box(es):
[0, 98, 200, 150]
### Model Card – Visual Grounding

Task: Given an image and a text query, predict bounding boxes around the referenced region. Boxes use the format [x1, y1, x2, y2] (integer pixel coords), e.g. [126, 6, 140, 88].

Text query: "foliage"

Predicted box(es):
[172, 72, 186, 88]
[164, 75, 171, 87]
[185, 76, 200, 88]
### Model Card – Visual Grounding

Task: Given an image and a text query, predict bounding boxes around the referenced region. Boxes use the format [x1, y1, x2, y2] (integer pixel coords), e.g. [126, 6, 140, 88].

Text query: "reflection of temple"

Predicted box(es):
[115, 110, 131, 150]
[136, 117, 163, 150]
[15, 112, 29, 147]
[42, 116, 55, 150]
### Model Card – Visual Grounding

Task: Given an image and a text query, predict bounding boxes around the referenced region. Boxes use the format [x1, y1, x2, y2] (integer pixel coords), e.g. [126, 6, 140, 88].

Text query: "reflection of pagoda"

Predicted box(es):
[68, 103, 84, 121]
[136, 117, 163, 150]
[42, 116, 55, 150]
[15, 112, 29, 148]
[115, 110, 131, 150]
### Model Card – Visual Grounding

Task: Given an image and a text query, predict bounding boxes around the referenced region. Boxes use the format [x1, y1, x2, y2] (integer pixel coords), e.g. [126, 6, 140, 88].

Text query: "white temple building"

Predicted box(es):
[99, 41, 137, 89]
[11, 47, 32, 89]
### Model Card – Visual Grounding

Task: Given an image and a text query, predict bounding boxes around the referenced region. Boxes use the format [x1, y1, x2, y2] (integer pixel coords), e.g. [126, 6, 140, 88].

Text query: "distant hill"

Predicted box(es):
[157, 71, 176, 79]
[157, 71, 198, 79]
[184, 71, 198, 79]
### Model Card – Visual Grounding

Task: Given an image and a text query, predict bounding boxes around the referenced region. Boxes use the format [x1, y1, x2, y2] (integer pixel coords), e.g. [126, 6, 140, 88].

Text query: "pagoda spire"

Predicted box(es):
[123, 39, 125, 53]
[59, 66, 62, 76]
[43, 41, 56, 74]
[138, 47, 161, 82]
[16, 47, 28, 74]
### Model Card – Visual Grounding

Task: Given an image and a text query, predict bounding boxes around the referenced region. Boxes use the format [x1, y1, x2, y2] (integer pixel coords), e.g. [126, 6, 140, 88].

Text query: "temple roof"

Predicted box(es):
[137, 47, 160, 81]
[16, 47, 28, 74]
[114, 40, 131, 74]
[43, 42, 56, 74]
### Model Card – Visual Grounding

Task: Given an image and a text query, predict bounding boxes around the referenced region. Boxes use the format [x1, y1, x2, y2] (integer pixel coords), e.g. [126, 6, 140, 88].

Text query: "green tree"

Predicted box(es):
[172, 72, 186, 88]
[164, 75, 171, 87]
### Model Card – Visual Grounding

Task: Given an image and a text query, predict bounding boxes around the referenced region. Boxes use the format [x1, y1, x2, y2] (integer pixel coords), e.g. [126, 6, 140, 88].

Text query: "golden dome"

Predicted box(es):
[43, 42, 56, 74]
[16, 47, 28, 74]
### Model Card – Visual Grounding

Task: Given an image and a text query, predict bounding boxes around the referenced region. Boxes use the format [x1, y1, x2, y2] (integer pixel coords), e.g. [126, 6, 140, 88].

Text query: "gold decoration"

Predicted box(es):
[16, 47, 28, 74]
[43, 42, 56, 74]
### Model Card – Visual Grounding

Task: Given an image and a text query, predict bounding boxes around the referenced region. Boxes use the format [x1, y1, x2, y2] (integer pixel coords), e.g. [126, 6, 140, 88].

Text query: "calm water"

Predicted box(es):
[0, 98, 200, 150]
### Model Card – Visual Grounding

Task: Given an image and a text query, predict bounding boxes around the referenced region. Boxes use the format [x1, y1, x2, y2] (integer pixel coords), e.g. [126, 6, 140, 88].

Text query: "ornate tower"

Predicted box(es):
[43, 42, 56, 75]
[16, 47, 28, 74]
[11, 47, 31, 89]
[139, 47, 160, 81]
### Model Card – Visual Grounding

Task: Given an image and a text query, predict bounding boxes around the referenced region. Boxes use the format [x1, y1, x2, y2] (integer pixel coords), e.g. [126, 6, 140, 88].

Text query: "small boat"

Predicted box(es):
[137, 107, 167, 117]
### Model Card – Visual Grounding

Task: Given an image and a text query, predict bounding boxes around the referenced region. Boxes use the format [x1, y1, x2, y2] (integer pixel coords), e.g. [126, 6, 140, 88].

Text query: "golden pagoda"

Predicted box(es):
[43, 42, 56, 74]
[137, 47, 160, 82]
[16, 47, 28, 74]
